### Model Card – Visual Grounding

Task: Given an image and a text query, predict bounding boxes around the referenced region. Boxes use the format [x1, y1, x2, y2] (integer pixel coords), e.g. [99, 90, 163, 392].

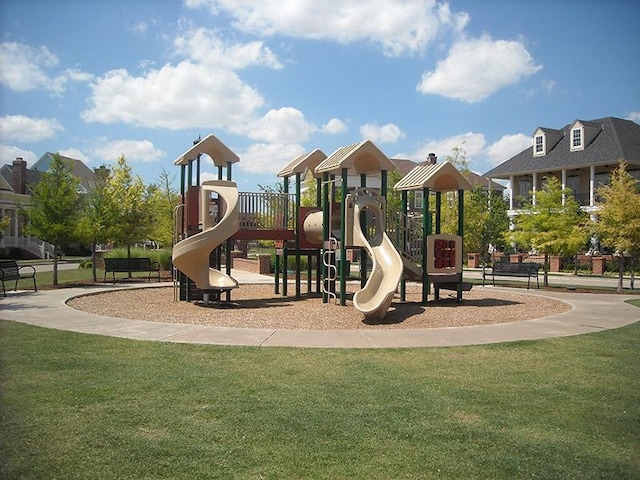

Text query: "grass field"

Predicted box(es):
[1, 312, 639, 479]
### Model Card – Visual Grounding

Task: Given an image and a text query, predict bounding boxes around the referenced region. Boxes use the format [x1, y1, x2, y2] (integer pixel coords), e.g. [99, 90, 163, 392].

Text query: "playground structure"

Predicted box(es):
[172, 134, 473, 320]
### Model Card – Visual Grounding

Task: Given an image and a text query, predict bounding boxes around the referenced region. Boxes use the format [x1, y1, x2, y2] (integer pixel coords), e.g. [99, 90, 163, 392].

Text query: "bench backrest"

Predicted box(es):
[0, 260, 19, 277]
[493, 262, 540, 273]
[104, 257, 151, 270]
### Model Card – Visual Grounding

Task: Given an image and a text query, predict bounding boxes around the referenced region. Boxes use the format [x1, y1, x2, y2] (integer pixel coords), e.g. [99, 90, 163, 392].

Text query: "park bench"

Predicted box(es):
[0, 259, 37, 296]
[482, 261, 541, 289]
[103, 257, 161, 283]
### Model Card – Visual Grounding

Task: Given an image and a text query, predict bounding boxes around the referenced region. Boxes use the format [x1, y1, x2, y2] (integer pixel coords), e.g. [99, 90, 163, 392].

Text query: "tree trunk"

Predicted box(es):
[91, 243, 97, 283]
[127, 244, 132, 278]
[617, 256, 624, 293]
[543, 252, 549, 288]
[630, 257, 635, 291]
[53, 245, 59, 286]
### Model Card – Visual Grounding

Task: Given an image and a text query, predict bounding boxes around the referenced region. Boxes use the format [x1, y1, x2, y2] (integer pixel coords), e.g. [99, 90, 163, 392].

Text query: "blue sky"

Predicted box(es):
[1, 0, 639, 192]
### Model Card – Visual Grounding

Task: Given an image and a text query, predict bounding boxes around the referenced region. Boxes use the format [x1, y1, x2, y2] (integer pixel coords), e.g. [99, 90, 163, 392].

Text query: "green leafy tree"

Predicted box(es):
[107, 155, 152, 264]
[78, 165, 114, 281]
[437, 146, 509, 260]
[464, 185, 509, 262]
[147, 168, 180, 248]
[508, 176, 589, 286]
[595, 162, 640, 292]
[23, 154, 83, 285]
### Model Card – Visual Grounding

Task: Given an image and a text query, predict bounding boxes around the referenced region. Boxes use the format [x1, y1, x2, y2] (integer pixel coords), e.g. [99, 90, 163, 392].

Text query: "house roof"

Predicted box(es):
[173, 134, 239, 167]
[0, 163, 43, 195]
[484, 117, 640, 179]
[394, 161, 473, 192]
[465, 170, 506, 191]
[32, 152, 95, 192]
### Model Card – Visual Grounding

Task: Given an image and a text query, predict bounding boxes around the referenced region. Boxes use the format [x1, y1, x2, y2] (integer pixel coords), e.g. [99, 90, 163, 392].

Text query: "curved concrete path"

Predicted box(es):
[1, 280, 639, 349]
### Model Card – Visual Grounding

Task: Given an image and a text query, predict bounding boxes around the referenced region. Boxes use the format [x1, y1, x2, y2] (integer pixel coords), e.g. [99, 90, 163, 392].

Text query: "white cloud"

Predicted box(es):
[91, 139, 165, 163]
[322, 118, 347, 135]
[57, 148, 91, 164]
[417, 35, 542, 102]
[0, 144, 37, 166]
[360, 122, 405, 144]
[237, 143, 306, 174]
[174, 27, 282, 69]
[244, 107, 317, 143]
[0, 115, 64, 142]
[407, 132, 487, 163]
[187, 0, 469, 56]
[485, 134, 530, 167]
[627, 111, 640, 123]
[0, 42, 91, 95]
[82, 61, 265, 130]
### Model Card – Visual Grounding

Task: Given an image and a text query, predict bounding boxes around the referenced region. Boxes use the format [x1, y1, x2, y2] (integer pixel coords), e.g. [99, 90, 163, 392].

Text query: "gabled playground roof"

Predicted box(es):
[394, 161, 473, 192]
[276, 149, 327, 178]
[315, 140, 396, 175]
[173, 134, 239, 167]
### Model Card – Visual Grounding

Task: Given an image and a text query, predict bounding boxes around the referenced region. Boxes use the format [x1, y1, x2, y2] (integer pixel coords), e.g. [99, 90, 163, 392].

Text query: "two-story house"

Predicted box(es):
[483, 117, 640, 219]
[0, 152, 95, 258]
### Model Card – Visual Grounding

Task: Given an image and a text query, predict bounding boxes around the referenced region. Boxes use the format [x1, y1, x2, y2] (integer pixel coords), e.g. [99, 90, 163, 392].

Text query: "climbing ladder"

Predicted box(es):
[322, 237, 338, 304]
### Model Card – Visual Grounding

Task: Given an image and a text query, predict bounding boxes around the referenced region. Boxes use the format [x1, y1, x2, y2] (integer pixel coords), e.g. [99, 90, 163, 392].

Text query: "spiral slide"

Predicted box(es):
[172, 180, 240, 291]
[350, 189, 403, 320]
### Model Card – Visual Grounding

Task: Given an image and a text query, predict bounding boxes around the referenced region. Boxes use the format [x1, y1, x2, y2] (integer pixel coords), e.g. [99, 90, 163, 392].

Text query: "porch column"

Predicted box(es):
[589, 165, 595, 207]
[532, 172, 537, 206]
[561, 169, 567, 205]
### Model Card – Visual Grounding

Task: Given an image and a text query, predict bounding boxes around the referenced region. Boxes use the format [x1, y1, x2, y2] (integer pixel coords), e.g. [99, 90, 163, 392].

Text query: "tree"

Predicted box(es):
[464, 185, 509, 262]
[107, 155, 152, 262]
[79, 165, 114, 282]
[147, 168, 180, 248]
[438, 146, 509, 260]
[23, 154, 83, 285]
[595, 162, 640, 292]
[507, 176, 589, 286]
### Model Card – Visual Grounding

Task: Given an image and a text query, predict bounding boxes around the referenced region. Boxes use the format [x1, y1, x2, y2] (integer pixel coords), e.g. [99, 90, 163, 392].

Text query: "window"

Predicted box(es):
[567, 176, 580, 195]
[571, 128, 583, 150]
[534, 135, 544, 155]
[414, 190, 423, 210]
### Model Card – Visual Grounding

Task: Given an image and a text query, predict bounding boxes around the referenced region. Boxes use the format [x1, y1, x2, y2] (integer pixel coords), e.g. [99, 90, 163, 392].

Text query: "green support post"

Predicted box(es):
[283, 176, 289, 297]
[340, 168, 348, 306]
[422, 187, 430, 304]
[435, 191, 442, 234]
[400, 190, 408, 302]
[360, 173, 367, 288]
[322, 173, 329, 303]
[295, 173, 301, 298]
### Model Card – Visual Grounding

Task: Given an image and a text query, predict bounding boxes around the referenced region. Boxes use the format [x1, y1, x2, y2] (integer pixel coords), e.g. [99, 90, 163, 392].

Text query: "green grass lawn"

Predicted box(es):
[1, 317, 639, 479]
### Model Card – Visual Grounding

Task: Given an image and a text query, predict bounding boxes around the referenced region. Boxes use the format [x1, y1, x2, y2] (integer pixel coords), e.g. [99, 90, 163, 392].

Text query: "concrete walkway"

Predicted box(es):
[1, 270, 639, 349]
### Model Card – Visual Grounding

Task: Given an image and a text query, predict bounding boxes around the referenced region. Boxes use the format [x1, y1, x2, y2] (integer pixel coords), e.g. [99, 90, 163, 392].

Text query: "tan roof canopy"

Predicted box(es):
[394, 161, 473, 192]
[315, 140, 396, 175]
[173, 134, 239, 167]
[277, 149, 327, 178]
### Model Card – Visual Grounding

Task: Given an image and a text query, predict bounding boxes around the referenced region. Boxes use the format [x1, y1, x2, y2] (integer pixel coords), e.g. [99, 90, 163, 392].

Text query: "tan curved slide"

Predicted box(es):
[351, 189, 403, 320]
[172, 180, 240, 290]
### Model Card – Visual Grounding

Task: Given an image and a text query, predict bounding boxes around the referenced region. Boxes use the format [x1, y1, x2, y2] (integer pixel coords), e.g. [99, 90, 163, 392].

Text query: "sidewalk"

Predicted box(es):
[1, 270, 638, 348]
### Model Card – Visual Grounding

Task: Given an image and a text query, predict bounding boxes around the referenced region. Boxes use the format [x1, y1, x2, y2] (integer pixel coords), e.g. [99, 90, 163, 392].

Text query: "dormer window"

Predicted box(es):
[571, 127, 583, 151]
[532, 127, 562, 157]
[534, 134, 544, 156]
